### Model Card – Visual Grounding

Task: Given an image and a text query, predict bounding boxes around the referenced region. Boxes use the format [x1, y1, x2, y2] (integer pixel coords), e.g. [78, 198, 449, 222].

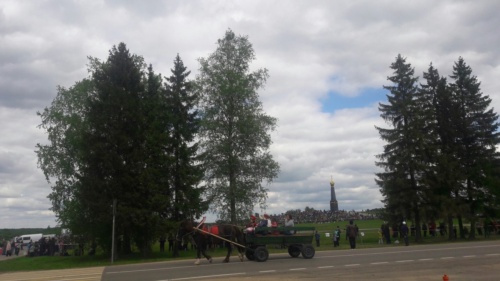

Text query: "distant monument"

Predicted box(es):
[330, 176, 339, 212]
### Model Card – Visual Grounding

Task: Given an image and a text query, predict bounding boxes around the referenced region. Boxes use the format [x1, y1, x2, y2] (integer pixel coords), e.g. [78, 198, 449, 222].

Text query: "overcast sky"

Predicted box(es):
[1, 0, 500, 228]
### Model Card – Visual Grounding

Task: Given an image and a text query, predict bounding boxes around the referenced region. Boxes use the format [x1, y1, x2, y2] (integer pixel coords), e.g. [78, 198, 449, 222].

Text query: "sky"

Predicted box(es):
[1, 0, 500, 228]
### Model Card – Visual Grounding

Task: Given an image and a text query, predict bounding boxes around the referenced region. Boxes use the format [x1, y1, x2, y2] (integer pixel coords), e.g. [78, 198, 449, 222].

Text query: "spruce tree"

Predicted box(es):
[449, 57, 500, 239]
[420, 64, 462, 239]
[164, 54, 206, 221]
[38, 43, 174, 257]
[376, 54, 425, 241]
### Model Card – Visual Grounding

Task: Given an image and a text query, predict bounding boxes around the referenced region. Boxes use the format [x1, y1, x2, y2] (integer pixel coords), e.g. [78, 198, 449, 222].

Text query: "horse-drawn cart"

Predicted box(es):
[244, 226, 316, 262]
[184, 219, 316, 264]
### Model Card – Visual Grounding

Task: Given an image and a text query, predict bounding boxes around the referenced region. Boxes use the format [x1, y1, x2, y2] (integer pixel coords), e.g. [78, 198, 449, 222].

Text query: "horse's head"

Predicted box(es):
[176, 220, 195, 241]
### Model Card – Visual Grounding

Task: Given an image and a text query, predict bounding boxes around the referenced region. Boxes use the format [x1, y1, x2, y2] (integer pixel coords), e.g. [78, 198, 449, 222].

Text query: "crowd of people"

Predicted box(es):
[0, 235, 80, 258]
[267, 209, 378, 225]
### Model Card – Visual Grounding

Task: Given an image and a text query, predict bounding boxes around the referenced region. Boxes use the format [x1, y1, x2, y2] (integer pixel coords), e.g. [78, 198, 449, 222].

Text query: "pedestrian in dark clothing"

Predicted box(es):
[315, 231, 320, 247]
[159, 236, 166, 253]
[347, 220, 357, 249]
[401, 221, 409, 246]
[382, 223, 391, 244]
[168, 233, 174, 252]
[333, 226, 341, 247]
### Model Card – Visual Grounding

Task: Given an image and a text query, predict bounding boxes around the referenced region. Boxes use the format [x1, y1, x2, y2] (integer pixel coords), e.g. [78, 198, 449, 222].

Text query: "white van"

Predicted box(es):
[18, 233, 43, 245]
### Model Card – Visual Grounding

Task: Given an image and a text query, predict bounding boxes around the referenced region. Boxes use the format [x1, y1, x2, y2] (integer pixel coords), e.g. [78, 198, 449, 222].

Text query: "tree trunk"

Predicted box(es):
[414, 205, 422, 242]
[457, 214, 464, 239]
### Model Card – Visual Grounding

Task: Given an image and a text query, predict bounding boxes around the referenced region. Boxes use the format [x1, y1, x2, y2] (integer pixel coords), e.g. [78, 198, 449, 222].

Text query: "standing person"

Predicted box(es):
[168, 233, 174, 252]
[6, 239, 12, 257]
[314, 230, 320, 247]
[401, 221, 409, 246]
[58, 238, 64, 256]
[159, 236, 166, 253]
[378, 228, 383, 244]
[14, 240, 20, 256]
[1, 238, 6, 256]
[347, 220, 357, 249]
[383, 223, 391, 244]
[334, 226, 341, 247]
[422, 222, 428, 237]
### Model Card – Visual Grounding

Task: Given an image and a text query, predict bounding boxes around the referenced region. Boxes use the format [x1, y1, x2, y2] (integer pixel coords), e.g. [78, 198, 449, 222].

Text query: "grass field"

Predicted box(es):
[1, 219, 498, 273]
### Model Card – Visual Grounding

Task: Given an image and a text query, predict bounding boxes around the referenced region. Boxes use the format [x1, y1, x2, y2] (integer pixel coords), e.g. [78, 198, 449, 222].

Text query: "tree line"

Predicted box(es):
[376, 54, 500, 242]
[35, 29, 279, 257]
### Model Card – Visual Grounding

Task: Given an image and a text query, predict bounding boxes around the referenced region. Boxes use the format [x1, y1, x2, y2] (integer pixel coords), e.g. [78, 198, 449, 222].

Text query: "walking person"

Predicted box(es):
[347, 220, 357, 249]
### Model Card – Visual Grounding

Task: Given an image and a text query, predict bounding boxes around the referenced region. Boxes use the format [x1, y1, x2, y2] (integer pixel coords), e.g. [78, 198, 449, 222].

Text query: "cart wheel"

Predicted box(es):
[301, 244, 315, 259]
[288, 245, 301, 258]
[254, 246, 269, 262]
[245, 249, 255, 260]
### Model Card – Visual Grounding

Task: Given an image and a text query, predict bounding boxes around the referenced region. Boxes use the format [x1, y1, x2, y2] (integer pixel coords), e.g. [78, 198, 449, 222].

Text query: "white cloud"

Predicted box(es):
[1, 0, 500, 226]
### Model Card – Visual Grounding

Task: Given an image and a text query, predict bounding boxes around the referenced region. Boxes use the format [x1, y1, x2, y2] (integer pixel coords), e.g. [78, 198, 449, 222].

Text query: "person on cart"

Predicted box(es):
[284, 214, 295, 235]
[245, 215, 258, 233]
[256, 214, 271, 235]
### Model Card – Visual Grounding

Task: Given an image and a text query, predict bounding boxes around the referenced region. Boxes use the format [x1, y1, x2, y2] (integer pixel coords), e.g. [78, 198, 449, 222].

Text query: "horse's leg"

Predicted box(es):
[194, 241, 201, 265]
[236, 230, 245, 261]
[192, 235, 202, 265]
[200, 236, 212, 263]
[194, 235, 212, 265]
[223, 240, 232, 263]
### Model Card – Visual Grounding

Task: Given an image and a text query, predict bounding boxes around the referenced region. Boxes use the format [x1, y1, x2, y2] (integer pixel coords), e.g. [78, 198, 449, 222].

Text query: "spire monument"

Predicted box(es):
[330, 176, 339, 212]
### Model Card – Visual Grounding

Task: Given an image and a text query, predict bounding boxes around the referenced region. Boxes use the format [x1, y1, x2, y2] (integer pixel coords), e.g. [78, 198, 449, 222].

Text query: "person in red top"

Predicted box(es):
[248, 215, 257, 227]
[246, 215, 258, 233]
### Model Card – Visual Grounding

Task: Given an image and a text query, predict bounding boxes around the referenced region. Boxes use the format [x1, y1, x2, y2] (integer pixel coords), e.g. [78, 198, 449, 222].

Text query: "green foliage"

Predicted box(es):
[36, 43, 205, 259]
[197, 29, 280, 223]
[376, 55, 500, 241]
[376, 54, 425, 240]
[165, 54, 206, 221]
[448, 57, 500, 238]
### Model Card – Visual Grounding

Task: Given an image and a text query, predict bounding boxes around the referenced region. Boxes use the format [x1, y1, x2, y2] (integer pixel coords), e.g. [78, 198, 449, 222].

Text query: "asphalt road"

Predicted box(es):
[2, 240, 498, 281]
[101, 240, 500, 281]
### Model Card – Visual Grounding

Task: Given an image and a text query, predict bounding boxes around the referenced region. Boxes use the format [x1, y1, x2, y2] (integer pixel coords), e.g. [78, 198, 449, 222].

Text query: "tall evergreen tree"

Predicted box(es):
[376, 54, 425, 241]
[165, 54, 206, 221]
[449, 57, 500, 239]
[197, 29, 280, 223]
[420, 64, 462, 239]
[37, 43, 173, 257]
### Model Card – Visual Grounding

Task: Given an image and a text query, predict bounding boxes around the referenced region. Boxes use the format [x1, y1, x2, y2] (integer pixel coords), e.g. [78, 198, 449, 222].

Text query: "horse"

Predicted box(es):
[177, 220, 246, 265]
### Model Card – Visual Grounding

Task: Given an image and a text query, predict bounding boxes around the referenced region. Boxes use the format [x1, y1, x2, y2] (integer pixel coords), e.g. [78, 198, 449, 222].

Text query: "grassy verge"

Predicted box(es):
[1, 219, 498, 273]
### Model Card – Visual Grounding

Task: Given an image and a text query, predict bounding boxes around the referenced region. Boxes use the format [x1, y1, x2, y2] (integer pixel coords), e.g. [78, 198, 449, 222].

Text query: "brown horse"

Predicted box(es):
[177, 220, 246, 265]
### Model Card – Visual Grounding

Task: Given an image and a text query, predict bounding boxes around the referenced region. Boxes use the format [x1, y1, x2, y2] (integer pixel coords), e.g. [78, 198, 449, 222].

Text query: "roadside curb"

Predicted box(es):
[0, 266, 105, 281]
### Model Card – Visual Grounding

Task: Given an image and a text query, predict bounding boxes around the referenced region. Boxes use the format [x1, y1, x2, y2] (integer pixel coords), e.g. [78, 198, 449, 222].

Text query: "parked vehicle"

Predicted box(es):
[18, 233, 43, 246]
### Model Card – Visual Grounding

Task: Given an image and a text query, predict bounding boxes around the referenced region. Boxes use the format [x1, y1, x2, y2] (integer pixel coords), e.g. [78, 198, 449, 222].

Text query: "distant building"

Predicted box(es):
[330, 177, 339, 212]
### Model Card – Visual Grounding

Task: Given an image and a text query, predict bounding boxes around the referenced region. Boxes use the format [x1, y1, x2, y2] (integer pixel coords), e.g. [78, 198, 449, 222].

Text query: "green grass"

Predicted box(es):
[1, 219, 498, 273]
